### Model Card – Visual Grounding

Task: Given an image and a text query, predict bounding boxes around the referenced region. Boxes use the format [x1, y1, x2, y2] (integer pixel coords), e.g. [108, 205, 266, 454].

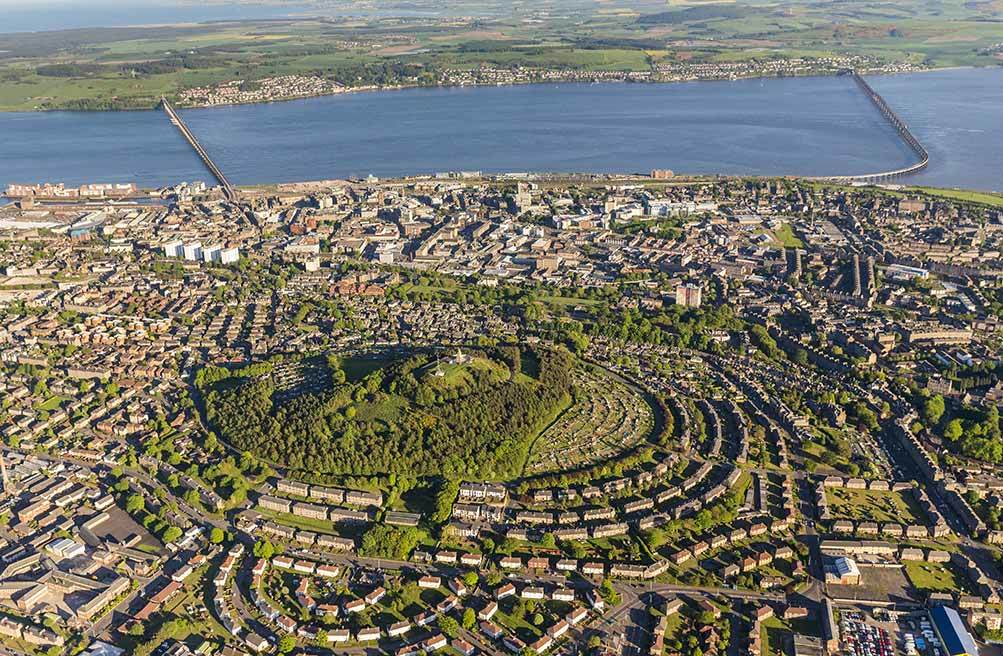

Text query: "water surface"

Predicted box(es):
[1, 68, 1000, 191]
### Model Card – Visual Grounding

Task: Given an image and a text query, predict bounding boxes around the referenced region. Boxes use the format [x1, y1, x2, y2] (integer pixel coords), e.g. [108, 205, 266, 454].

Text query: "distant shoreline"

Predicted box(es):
[5, 64, 977, 114]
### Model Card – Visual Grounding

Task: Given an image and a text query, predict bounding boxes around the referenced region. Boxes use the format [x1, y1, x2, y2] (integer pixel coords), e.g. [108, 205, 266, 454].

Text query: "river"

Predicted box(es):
[1, 67, 1000, 192]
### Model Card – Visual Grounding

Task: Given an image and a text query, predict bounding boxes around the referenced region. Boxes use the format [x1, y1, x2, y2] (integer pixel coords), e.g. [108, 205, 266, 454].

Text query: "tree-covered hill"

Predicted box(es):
[197, 346, 574, 480]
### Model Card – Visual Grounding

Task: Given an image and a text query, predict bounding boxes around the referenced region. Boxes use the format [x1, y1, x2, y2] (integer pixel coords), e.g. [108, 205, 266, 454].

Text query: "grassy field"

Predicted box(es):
[771, 223, 804, 249]
[338, 355, 393, 382]
[434, 47, 651, 71]
[537, 294, 605, 309]
[762, 616, 792, 656]
[800, 426, 858, 475]
[903, 560, 973, 594]
[34, 395, 65, 411]
[353, 395, 408, 423]
[495, 597, 545, 644]
[825, 487, 927, 525]
[907, 186, 1003, 208]
[419, 355, 512, 394]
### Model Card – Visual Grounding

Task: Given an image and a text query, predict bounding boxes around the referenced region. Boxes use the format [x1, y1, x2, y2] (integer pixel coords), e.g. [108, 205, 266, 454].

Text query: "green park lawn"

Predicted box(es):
[825, 487, 926, 525]
[772, 223, 804, 249]
[903, 560, 973, 594]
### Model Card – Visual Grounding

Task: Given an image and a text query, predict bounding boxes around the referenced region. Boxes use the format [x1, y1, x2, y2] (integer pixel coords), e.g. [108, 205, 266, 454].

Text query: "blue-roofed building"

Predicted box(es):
[931, 606, 979, 656]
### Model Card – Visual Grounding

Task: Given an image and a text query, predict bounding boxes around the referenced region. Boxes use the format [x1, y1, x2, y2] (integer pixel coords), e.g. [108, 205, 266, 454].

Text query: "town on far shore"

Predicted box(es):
[1, 171, 1003, 656]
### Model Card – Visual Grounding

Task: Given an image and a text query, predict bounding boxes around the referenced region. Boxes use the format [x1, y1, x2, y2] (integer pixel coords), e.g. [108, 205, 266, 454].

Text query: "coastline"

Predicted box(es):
[1, 64, 963, 114]
[9, 176, 1002, 206]
[3, 67, 1001, 193]
[172, 68, 883, 111]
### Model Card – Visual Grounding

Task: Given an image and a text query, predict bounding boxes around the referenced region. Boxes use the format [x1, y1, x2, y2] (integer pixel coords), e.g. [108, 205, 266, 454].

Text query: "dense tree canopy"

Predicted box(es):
[359, 524, 420, 561]
[200, 346, 574, 479]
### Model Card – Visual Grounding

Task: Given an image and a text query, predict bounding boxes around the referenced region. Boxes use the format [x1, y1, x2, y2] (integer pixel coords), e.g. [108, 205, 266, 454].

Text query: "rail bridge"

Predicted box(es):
[818, 71, 929, 184]
[161, 97, 237, 202]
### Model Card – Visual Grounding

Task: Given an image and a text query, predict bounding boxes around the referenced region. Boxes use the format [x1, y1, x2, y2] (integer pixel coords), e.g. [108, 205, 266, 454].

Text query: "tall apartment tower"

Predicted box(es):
[675, 283, 702, 308]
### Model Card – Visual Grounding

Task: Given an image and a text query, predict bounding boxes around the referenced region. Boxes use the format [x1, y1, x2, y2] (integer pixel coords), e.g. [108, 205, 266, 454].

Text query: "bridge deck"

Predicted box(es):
[161, 97, 237, 202]
[816, 71, 929, 183]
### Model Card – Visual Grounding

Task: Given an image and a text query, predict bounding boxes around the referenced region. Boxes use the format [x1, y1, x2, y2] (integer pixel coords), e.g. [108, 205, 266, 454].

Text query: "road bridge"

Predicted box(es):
[816, 71, 929, 184]
[161, 96, 238, 202]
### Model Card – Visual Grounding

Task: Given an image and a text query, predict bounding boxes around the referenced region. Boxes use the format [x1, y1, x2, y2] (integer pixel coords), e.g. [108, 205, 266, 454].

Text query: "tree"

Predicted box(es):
[599, 578, 620, 605]
[162, 526, 183, 543]
[398, 582, 421, 608]
[462, 571, 479, 588]
[438, 615, 460, 639]
[125, 493, 145, 514]
[198, 346, 575, 480]
[565, 330, 590, 354]
[462, 607, 477, 630]
[183, 489, 200, 507]
[253, 539, 275, 560]
[432, 479, 460, 523]
[209, 527, 226, 544]
[749, 325, 782, 360]
[132, 618, 192, 656]
[924, 395, 946, 426]
[277, 635, 296, 654]
[532, 612, 544, 626]
[566, 541, 587, 559]
[359, 524, 419, 561]
[944, 418, 963, 441]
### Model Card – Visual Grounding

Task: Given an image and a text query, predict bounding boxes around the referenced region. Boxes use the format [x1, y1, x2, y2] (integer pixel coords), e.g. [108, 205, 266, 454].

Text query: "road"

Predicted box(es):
[22, 369, 996, 656]
[5, 447, 234, 639]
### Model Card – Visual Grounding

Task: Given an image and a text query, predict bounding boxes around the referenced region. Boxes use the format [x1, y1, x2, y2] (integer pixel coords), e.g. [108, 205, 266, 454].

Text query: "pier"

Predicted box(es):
[161, 97, 237, 202]
[822, 71, 929, 183]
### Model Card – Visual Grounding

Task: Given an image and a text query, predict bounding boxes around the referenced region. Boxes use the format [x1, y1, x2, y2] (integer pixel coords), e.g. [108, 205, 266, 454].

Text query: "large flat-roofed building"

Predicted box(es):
[906, 328, 973, 346]
[931, 606, 979, 656]
[885, 263, 929, 281]
[825, 556, 861, 585]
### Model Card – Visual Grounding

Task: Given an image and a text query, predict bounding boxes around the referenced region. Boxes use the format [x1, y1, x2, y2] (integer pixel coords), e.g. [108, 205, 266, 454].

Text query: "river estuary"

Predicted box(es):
[1, 67, 1000, 191]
